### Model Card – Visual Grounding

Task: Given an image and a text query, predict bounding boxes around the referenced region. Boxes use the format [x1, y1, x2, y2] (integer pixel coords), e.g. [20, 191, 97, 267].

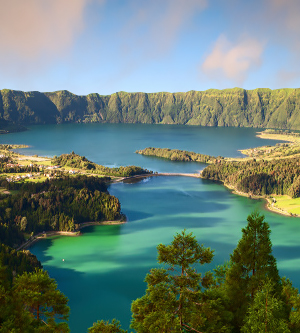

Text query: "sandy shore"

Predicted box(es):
[17, 220, 125, 251]
[17, 155, 52, 162]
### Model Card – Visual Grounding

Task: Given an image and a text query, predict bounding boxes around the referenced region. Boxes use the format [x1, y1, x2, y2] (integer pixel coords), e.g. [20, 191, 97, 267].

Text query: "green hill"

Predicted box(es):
[1, 88, 300, 131]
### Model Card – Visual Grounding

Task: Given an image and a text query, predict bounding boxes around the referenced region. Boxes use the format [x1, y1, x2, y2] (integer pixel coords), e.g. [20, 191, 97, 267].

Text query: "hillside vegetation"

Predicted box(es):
[202, 156, 300, 198]
[136, 147, 223, 163]
[0, 175, 123, 247]
[1, 88, 300, 130]
[53, 152, 151, 177]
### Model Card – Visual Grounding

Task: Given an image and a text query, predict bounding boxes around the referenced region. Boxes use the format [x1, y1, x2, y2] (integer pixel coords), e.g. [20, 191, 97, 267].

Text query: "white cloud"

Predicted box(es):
[201, 35, 264, 84]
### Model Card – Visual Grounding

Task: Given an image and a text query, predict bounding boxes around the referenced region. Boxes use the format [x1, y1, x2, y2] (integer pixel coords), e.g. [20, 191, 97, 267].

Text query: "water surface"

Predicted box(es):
[1, 124, 296, 332]
[0, 123, 284, 173]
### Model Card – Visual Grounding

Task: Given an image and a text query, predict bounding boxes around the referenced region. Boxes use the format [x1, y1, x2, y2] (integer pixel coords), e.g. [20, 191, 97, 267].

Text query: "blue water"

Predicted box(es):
[1, 124, 296, 332]
[0, 123, 283, 173]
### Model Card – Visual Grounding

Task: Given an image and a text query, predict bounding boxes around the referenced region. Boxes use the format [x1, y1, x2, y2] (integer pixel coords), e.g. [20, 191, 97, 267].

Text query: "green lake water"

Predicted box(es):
[0, 124, 298, 332]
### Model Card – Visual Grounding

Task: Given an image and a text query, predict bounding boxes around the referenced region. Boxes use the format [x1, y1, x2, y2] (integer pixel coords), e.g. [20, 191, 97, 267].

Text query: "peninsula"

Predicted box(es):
[137, 130, 300, 217]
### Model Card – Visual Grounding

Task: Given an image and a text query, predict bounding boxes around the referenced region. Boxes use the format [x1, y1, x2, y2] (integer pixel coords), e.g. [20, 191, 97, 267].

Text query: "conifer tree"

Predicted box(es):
[131, 230, 218, 332]
[241, 280, 290, 333]
[225, 211, 281, 331]
[87, 319, 127, 333]
[281, 277, 300, 333]
[13, 269, 70, 332]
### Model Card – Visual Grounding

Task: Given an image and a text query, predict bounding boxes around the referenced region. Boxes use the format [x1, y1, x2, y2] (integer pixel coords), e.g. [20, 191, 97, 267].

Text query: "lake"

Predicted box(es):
[1, 123, 298, 332]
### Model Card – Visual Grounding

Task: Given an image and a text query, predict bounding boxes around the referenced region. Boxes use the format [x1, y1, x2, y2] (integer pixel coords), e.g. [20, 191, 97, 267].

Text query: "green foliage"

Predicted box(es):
[87, 319, 127, 333]
[53, 152, 151, 177]
[136, 147, 222, 163]
[2, 211, 300, 332]
[2, 88, 300, 130]
[225, 212, 281, 331]
[13, 269, 70, 332]
[0, 265, 69, 332]
[241, 280, 290, 333]
[0, 175, 123, 247]
[202, 156, 300, 197]
[131, 230, 232, 332]
[281, 278, 300, 332]
[0, 264, 35, 333]
[0, 155, 40, 174]
[53, 152, 96, 170]
[0, 243, 42, 279]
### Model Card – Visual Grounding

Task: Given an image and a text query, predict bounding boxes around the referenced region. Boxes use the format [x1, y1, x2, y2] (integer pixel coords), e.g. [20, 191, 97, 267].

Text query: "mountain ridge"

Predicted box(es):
[1, 87, 300, 130]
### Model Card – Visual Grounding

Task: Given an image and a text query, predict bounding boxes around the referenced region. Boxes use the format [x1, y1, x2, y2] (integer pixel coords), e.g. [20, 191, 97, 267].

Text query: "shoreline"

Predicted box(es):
[222, 182, 295, 217]
[112, 172, 202, 183]
[116, 173, 296, 217]
[5, 137, 298, 251]
[17, 220, 125, 251]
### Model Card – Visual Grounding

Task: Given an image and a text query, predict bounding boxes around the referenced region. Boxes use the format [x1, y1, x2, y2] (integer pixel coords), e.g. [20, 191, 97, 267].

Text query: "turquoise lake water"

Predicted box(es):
[0, 124, 298, 332]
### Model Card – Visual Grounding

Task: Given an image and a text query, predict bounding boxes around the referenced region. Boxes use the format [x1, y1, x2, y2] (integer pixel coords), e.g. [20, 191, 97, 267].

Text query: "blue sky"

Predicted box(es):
[0, 0, 299, 95]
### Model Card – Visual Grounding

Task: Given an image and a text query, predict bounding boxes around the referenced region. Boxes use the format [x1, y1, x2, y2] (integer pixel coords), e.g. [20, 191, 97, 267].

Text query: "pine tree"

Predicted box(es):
[241, 280, 290, 333]
[225, 211, 281, 331]
[131, 230, 216, 332]
[281, 277, 300, 333]
[88, 319, 127, 333]
[13, 268, 70, 332]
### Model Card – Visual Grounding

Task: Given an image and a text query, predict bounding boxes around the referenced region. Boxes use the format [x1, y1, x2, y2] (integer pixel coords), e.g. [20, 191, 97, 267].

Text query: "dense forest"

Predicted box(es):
[136, 147, 222, 163]
[0, 175, 123, 247]
[1, 88, 300, 131]
[201, 156, 300, 197]
[53, 152, 151, 177]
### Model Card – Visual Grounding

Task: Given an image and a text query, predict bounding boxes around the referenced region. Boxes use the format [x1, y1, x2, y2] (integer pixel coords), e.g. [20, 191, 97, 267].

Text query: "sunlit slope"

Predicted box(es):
[1, 88, 300, 129]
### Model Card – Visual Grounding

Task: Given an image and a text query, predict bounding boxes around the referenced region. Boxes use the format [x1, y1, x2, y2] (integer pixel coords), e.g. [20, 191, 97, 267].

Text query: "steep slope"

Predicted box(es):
[1, 88, 300, 131]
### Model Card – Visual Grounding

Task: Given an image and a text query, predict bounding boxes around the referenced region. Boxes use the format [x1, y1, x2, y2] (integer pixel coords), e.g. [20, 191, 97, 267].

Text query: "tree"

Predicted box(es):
[281, 277, 300, 333]
[225, 211, 281, 331]
[20, 216, 28, 231]
[87, 319, 127, 333]
[131, 230, 216, 332]
[13, 269, 70, 332]
[241, 280, 290, 333]
[0, 263, 35, 333]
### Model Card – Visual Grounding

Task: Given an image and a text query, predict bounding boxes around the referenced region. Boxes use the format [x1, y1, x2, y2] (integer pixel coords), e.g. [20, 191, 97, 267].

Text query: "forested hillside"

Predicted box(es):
[201, 156, 300, 198]
[1, 88, 300, 130]
[0, 175, 123, 247]
[136, 147, 222, 163]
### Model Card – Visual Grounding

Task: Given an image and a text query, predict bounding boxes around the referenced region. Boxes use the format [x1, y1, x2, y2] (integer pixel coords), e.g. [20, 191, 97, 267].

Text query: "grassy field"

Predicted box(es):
[273, 195, 300, 215]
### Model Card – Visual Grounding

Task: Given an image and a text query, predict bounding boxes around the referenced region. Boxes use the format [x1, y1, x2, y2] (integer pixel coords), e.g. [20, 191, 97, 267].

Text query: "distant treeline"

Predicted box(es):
[263, 129, 300, 137]
[2, 88, 300, 131]
[136, 147, 223, 163]
[0, 175, 123, 247]
[202, 156, 300, 197]
[53, 152, 151, 177]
